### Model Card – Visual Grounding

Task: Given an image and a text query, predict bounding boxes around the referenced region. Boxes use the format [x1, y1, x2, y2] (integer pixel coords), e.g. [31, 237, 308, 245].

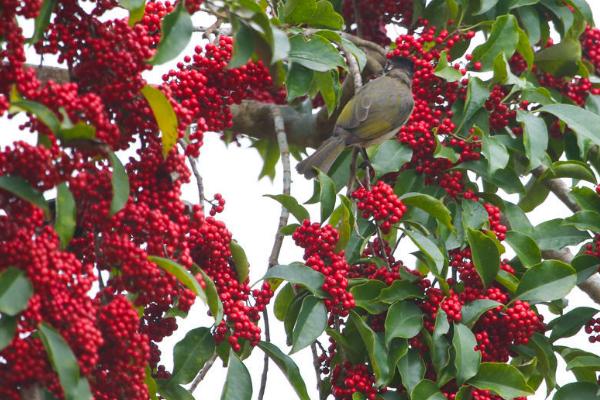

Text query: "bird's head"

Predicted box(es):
[385, 56, 414, 79]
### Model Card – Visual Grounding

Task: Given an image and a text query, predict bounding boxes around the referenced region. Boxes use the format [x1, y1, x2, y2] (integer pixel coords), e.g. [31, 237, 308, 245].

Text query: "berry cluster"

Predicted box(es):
[342, 0, 413, 45]
[331, 362, 379, 400]
[293, 221, 355, 316]
[582, 25, 600, 73]
[352, 181, 407, 233]
[585, 317, 600, 343]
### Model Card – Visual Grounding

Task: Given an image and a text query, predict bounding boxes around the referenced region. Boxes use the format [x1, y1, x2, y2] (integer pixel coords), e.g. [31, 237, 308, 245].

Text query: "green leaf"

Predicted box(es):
[516, 6, 542, 45]
[411, 380, 446, 400]
[453, 323, 481, 385]
[149, 2, 193, 65]
[534, 38, 581, 76]
[289, 35, 345, 72]
[548, 307, 598, 341]
[29, 0, 56, 43]
[291, 295, 327, 353]
[140, 85, 179, 158]
[197, 268, 224, 325]
[434, 51, 462, 82]
[274, 283, 295, 321]
[350, 311, 391, 386]
[255, 137, 280, 181]
[404, 229, 445, 277]
[553, 382, 600, 400]
[532, 219, 589, 250]
[516, 24, 534, 68]
[377, 280, 424, 304]
[350, 280, 387, 314]
[474, 0, 499, 14]
[505, 231, 541, 267]
[496, 269, 519, 293]
[148, 256, 207, 303]
[461, 78, 490, 127]
[221, 350, 252, 400]
[431, 310, 450, 374]
[0, 315, 17, 351]
[0, 175, 49, 217]
[571, 187, 600, 211]
[385, 301, 423, 345]
[461, 200, 488, 230]
[461, 299, 502, 328]
[286, 64, 314, 101]
[118, 0, 145, 25]
[158, 382, 195, 400]
[9, 98, 60, 134]
[566, 355, 600, 370]
[281, 0, 344, 29]
[107, 151, 130, 216]
[169, 327, 215, 385]
[0, 267, 33, 316]
[39, 323, 93, 400]
[519, 175, 550, 212]
[572, 253, 600, 283]
[271, 26, 290, 63]
[55, 183, 76, 249]
[468, 362, 534, 399]
[264, 263, 326, 297]
[526, 333, 557, 395]
[565, 210, 600, 231]
[540, 104, 600, 156]
[318, 170, 336, 222]
[341, 37, 367, 71]
[397, 349, 425, 393]
[229, 23, 255, 69]
[515, 260, 577, 303]
[481, 134, 509, 173]
[516, 110, 548, 169]
[314, 70, 338, 116]
[471, 14, 519, 70]
[401, 192, 452, 230]
[543, 160, 596, 183]
[371, 140, 413, 177]
[258, 342, 310, 400]
[230, 240, 250, 283]
[467, 228, 500, 288]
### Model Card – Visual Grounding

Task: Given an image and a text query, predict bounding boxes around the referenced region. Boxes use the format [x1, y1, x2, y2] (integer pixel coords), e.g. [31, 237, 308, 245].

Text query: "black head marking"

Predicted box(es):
[386, 56, 414, 78]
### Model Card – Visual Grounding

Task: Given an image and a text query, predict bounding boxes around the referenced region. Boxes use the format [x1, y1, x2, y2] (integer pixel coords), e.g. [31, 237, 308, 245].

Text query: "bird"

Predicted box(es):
[296, 56, 415, 179]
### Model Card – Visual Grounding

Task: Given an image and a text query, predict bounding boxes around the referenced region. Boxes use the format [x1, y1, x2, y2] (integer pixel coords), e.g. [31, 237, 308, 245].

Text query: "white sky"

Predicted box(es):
[4, 4, 600, 400]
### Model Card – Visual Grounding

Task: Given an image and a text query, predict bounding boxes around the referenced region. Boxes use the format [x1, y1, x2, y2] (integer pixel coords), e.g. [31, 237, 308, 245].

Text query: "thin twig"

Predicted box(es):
[342, 45, 363, 90]
[189, 353, 218, 393]
[258, 106, 291, 400]
[311, 343, 324, 398]
[181, 141, 206, 205]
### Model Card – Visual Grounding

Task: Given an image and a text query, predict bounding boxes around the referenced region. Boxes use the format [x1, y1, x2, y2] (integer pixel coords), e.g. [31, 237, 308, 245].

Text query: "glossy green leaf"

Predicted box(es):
[286, 64, 314, 101]
[566, 354, 600, 370]
[519, 175, 550, 213]
[371, 140, 413, 177]
[314, 70, 337, 116]
[0, 315, 17, 351]
[461, 299, 502, 328]
[107, 151, 130, 216]
[548, 307, 598, 341]
[118, 0, 145, 25]
[405, 229, 445, 277]
[0, 175, 49, 217]
[453, 323, 481, 385]
[288, 35, 345, 72]
[376, 280, 424, 304]
[516, 110, 548, 169]
[572, 254, 600, 283]
[169, 327, 215, 385]
[265, 194, 310, 224]
[350, 311, 391, 386]
[461, 200, 488, 231]
[0, 267, 33, 316]
[197, 268, 224, 325]
[467, 228, 500, 288]
[39, 323, 93, 400]
[515, 260, 577, 303]
[411, 379, 446, 400]
[141, 85, 179, 158]
[149, 2, 193, 65]
[274, 283, 295, 321]
[565, 210, 600, 232]
[505, 231, 541, 267]
[282, 0, 344, 29]
[220, 350, 252, 400]
[571, 187, 600, 211]
[264, 263, 326, 297]
[553, 382, 600, 400]
[401, 192, 452, 230]
[157, 382, 195, 400]
[468, 362, 534, 399]
[230, 240, 250, 283]
[481, 134, 509, 173]
[532, 219, 589, 250]
[496, 269, 519, 293]
[271, 26, 291, 63]
[471, 15, 519, 70]
[544, 160, 596, 183]
[258, 342, 310, 400]
[474, 0, 499, 14]
[461, 78, 490, 127]
[55, 183, 76, 249]
[291, 295, 327, 353]
[534, 38, 581, 76]
[431, 310, 450, 374]
[385, 301, 423, 345]
[397, 348, 425, 393]
[9, 98, 60, 134]
[148, 256, 207, 303]
[318, 170, 336, 222]
[29, 0, 57, 43]
[434, 51, 462, 82]
[229, 23, 255, 69]
[350, 280, 387, 314]
[540, 104, 600, 156]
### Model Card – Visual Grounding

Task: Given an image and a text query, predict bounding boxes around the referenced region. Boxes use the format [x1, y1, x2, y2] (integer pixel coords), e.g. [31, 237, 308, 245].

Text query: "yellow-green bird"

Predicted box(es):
[296, 56, 415, 179]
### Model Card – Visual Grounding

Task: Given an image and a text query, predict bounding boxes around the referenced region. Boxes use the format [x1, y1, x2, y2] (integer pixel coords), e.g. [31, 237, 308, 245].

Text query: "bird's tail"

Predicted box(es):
[296, 135, 346, 179]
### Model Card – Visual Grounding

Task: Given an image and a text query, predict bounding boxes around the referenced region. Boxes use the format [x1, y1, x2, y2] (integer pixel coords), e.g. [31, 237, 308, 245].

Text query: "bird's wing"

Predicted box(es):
[336, 85, 373, 130]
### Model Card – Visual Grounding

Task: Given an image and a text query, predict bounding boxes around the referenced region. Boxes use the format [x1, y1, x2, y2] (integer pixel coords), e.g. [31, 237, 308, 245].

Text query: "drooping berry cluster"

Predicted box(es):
[582, 25, 600, 73]
[352, 181, 407, 233]
[332, 362, 379, 400]
[293, 221, 355, 316]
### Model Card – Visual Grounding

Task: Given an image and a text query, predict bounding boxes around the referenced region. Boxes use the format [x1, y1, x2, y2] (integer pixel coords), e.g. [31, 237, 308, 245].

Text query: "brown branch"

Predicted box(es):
[190, 353, 218, 393]
[531, 166, 580, 213]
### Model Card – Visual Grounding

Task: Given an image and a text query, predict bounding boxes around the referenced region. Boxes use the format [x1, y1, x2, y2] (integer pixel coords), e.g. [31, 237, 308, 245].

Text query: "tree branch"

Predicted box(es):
[531, 166, 581, 213]
[190, 353, 218, 393]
